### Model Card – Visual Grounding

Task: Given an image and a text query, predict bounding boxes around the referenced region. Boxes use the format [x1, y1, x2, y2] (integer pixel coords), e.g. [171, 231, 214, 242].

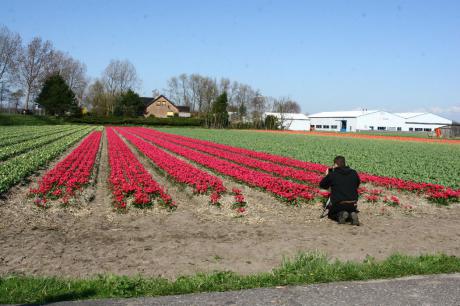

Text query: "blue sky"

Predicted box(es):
[2, 0, 460, 120]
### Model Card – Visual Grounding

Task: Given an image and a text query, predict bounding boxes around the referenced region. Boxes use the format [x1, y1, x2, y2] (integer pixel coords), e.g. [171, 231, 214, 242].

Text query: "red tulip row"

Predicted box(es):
[30, 131, 102, 206]
[137, 128, 323, 186]
[150, 129, 328, 173]
[122, 127, 319, 203]
[106, 128, 175, 209]
[142, 128, 459, 203]
[115, 128, 226, 202]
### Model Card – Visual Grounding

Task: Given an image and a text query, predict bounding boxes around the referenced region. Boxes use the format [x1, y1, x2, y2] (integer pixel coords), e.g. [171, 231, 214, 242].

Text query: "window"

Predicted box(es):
[377, 127, 386, 131]
[162, 101, 166, 105]
[409, 128, 414, 131]
[323, 125, 330, 129]
[156, 102, 161, 106]
[424, 128, 432, 132]
[397, 127, 402, 131]
[415, 128, 423, 132]
[331, 125, 338, 129]
[369, 126, 374, 130]
[316, 125, 322, 128]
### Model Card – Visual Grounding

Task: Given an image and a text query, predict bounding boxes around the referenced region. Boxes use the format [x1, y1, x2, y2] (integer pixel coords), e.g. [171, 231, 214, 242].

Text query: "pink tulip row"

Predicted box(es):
[115, 128, 226, 201]
[143, 129, 459, 203]
[140, 128, 323, 186]
[123, 127, 318, 203]
[106, 128, 175, 209]
[30, 131, 102, 206]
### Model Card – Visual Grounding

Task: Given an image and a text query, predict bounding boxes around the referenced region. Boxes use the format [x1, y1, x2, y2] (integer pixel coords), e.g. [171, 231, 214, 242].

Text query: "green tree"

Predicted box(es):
[36, 74, 79, 116]
[114, 89, 144, 117]
[210, 92, 229, 128]
[264, 114, 279, 130]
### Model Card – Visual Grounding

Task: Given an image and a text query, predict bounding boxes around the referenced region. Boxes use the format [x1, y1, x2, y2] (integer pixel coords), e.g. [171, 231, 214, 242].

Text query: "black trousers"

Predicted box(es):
[328, 203, 358, 221]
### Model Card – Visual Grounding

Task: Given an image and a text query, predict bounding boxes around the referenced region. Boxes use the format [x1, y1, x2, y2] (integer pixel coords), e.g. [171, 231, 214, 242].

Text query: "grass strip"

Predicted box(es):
[1, 252, 459, 304]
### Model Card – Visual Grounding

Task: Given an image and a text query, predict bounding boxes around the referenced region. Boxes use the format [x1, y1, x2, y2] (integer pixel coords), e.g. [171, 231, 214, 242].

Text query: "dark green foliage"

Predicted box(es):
[264, 115, 280, 130]
[1, 253, 459, 304]
[0, 114, 66, 125]
[207, 92, 229, 128]
[113, 90, 144, 117]
[66, 116, 204, 126]
[36, 74, 80, 116]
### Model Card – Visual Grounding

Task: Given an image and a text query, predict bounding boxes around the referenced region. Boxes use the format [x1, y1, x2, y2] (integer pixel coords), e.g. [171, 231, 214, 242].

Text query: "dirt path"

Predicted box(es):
[0, 130, 459, 279]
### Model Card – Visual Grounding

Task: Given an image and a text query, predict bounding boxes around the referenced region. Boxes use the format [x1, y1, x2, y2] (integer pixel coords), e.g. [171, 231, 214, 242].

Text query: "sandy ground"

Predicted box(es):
[0, 130, 459, 279]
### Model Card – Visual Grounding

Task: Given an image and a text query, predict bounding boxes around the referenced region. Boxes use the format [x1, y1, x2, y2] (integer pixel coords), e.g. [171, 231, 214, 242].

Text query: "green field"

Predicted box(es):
[0, 125, 96, 194]
[154, 128, 460, 188]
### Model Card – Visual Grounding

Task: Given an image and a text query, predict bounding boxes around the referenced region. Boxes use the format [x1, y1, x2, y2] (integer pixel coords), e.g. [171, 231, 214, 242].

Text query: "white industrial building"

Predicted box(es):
[394, 113, 452, 132]
[308, 110, 452, 132]
[263, 112, 310, 131]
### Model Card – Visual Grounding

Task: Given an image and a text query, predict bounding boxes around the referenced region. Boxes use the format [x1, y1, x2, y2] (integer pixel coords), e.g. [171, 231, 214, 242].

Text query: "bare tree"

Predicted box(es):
[250, 92, 266, 127]
[46, 50, 88, 103]
[18, 37, 54, 110]
[9, 89, 24, 112]
[87, 79, 110, 116]
[102, 59, 139, 96]
[272, 97, 302, 129]
[273, 97, 301, 113]
[0, 26, 21, 87]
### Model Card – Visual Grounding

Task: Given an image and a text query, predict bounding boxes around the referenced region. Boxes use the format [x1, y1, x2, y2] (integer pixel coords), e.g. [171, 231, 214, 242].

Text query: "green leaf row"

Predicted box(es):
[0, 125, 75, 148]
[0, 126, 95, 194]
[0, 126, 88, 161]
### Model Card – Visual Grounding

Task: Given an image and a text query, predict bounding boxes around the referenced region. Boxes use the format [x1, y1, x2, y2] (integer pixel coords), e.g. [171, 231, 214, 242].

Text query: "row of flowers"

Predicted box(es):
[115, 128, 226, 203]
[146, 130, 323, 186]
[30, 131, 102, 206]
[148, 129, 459, 203]
[124, 127, 319, 204]
[106, 128, 175, 209]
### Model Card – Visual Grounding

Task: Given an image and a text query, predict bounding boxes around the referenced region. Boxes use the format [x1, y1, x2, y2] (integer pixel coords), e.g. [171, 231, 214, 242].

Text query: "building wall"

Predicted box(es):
[283, 119, 310, 131]
[310, 117, 357, 131]
[356, 111, 406, 131]
[178, 112, 191, 118]
[145, 96, 179, 118]
[308, 111, 452, 133]
[403, 123, 444, 132]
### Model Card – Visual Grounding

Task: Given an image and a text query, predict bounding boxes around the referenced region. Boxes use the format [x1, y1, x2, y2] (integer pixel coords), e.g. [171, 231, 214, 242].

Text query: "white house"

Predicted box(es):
[263, 112, 310, 131]
[308, 110, 406, 132]
[394, 113, 452, 132]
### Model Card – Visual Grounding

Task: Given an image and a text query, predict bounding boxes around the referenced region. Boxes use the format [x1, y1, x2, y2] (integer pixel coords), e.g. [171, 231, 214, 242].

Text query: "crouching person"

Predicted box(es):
[319, 156, 361, 226]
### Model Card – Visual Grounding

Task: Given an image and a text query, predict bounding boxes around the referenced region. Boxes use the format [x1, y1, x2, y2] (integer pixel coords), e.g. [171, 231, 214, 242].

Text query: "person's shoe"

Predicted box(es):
[338, 211, 349, 224]
[350, 212, 360, 226]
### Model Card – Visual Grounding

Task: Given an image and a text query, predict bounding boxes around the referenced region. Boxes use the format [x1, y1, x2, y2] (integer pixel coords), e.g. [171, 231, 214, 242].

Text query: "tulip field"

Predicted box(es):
[1, 124, 460, 283]
[0, 125, 459, 209]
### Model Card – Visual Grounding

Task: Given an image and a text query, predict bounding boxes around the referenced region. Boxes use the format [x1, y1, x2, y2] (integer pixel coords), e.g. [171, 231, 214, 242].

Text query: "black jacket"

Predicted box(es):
[319, 166, 360, 212]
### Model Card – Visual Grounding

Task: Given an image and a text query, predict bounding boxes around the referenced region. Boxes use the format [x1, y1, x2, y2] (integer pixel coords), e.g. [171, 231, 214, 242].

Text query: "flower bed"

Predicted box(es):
[30, 131, 101, 206]
[115, 128, 226, 203]
[122, 127, 318, 204]
[145, 128, 459, 203]
[141, 129, 323, 186]
[106, 128, 174, 209]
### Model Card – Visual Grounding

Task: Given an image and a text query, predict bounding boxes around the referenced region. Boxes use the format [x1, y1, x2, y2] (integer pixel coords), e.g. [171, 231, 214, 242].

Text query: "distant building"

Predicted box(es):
[263, 112, 310, 131]
[394, 113, 452, 132]
[143, 95, 191, 118]
[308, 110, 452, 132]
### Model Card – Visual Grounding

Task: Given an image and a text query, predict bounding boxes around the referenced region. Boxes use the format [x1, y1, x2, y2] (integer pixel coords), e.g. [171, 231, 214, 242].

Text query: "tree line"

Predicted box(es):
[1, 24, 302, 123]
[0, 25, 87, 113]
[165, 73, 302, 127]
